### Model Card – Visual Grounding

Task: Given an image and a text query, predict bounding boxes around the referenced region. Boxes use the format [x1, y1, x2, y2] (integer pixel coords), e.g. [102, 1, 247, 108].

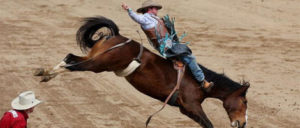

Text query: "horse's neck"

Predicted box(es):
[201, 65, 241, 100]
[206, 87, 233, 101]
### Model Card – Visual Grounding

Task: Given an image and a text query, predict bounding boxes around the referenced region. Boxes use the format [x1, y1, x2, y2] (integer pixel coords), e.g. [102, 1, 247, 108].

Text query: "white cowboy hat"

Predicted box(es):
[11, 91, 42, 110]
[137, 0, 162, 13]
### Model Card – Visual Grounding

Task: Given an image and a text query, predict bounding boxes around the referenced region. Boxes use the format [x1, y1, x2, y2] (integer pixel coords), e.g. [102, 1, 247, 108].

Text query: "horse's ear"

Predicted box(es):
[243, 82, 250, 87]
[239, 86, 249, 97]
[233, 86, 249, 97]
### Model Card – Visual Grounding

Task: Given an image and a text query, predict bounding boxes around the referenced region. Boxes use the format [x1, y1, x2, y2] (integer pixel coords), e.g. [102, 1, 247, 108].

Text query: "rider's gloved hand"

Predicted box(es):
[121, 3, 130, 11]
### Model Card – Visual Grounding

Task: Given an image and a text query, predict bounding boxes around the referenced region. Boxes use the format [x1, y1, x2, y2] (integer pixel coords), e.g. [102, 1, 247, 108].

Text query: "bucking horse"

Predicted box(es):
[34, 16, 250, 128]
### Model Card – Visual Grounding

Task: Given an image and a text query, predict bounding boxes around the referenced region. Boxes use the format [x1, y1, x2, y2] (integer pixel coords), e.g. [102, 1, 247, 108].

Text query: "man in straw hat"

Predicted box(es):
[0, 91, 42, 128]
[122, 0, 214, 92]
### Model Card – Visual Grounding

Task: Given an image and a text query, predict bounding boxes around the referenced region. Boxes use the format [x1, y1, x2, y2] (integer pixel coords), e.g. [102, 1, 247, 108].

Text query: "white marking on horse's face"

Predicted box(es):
[245, 108, 248, 126]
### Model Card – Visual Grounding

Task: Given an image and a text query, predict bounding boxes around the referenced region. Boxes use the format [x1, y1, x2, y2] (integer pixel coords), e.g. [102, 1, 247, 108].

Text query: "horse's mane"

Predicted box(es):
[198, 64, 249, 94]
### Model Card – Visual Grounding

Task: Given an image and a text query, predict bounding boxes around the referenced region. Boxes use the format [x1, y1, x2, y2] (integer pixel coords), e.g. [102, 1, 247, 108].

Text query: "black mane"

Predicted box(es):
[198, 64, 248, 94]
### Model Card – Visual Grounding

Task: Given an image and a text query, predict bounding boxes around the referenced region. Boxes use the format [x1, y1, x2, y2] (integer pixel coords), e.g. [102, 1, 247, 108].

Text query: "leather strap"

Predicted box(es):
[146, 64, 185, 128]
[114, 60, 141, 77]
[134, 40, 144, 62]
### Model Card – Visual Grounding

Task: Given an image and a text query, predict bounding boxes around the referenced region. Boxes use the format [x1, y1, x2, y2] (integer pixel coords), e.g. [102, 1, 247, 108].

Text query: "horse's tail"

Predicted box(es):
[76, 16, 119, 53]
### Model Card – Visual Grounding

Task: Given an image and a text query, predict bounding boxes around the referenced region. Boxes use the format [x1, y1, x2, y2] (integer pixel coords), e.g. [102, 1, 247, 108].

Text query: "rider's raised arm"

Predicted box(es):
[127, 9, 149, 26]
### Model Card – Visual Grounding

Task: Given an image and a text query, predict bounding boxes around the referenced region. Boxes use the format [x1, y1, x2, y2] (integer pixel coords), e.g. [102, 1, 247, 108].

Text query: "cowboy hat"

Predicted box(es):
[137, 0, 162, 13]
[11, 91, 42, 110]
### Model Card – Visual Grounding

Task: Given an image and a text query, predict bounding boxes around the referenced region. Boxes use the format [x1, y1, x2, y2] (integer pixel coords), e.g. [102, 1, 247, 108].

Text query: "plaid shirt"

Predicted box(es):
[128, 9, 160, 30]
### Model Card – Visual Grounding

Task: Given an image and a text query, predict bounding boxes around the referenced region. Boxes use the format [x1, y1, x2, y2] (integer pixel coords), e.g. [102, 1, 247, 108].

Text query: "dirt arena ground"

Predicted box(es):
[0, 0, 299, 127]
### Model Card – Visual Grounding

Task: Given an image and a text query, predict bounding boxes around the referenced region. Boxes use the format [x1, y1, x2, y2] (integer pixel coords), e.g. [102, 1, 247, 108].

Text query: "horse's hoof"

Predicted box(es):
[34, 68, 46, 76]
[40, 76, 51, 82]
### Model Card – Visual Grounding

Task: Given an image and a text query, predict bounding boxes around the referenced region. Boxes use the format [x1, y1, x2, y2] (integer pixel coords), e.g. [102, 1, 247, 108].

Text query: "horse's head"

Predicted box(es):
[223, 82, 250, 128]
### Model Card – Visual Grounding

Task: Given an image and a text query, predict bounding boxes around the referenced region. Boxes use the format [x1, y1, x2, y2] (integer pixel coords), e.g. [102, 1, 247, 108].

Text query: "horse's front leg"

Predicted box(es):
[178, 86, 214, 128]
[179, 104, 213, 128]
[34, 53, 87, 82]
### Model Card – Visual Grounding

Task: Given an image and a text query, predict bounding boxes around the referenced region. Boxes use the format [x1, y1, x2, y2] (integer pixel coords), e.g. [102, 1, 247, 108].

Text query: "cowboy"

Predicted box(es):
[0, 91, 42, 128]
[121, 0, 214, 92]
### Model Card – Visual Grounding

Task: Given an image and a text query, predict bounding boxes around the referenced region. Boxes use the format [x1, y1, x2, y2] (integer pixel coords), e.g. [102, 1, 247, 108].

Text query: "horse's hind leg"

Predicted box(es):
[34, 61, 70, 82]
[34, 53, 87, 82]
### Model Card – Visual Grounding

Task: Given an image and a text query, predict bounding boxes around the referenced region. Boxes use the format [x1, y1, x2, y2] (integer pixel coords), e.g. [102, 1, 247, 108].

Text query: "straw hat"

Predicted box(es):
[137, 0, 162, 13]
[11, 91, 41, 110]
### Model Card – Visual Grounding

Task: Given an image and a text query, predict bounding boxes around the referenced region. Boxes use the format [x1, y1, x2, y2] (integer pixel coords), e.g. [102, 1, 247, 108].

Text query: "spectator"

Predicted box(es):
[0, 91, 42, 128]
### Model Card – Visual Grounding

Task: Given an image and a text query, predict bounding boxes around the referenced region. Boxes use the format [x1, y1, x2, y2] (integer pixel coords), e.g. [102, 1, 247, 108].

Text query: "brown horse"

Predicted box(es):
[35, 16, 250, 128]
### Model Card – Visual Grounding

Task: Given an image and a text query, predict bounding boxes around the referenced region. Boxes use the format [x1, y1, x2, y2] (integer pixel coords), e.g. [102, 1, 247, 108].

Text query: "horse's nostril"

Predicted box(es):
[239, 122, 246, 128]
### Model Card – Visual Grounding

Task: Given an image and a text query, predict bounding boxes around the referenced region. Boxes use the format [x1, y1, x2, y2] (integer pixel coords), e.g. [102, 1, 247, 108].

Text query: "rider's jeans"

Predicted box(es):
[180, 55, 205, 82]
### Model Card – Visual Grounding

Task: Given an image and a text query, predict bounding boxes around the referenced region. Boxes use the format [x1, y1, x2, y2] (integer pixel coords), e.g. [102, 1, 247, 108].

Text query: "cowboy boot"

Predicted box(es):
[201, 80, 214, 93]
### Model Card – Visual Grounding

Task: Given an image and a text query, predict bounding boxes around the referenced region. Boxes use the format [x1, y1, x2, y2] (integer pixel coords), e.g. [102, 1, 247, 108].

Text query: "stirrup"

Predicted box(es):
[173, 60, 184, 70]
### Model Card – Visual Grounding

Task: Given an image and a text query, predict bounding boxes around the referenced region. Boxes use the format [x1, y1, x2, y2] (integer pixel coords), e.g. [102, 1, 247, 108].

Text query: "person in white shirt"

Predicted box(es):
[122, 0, 214, 92]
